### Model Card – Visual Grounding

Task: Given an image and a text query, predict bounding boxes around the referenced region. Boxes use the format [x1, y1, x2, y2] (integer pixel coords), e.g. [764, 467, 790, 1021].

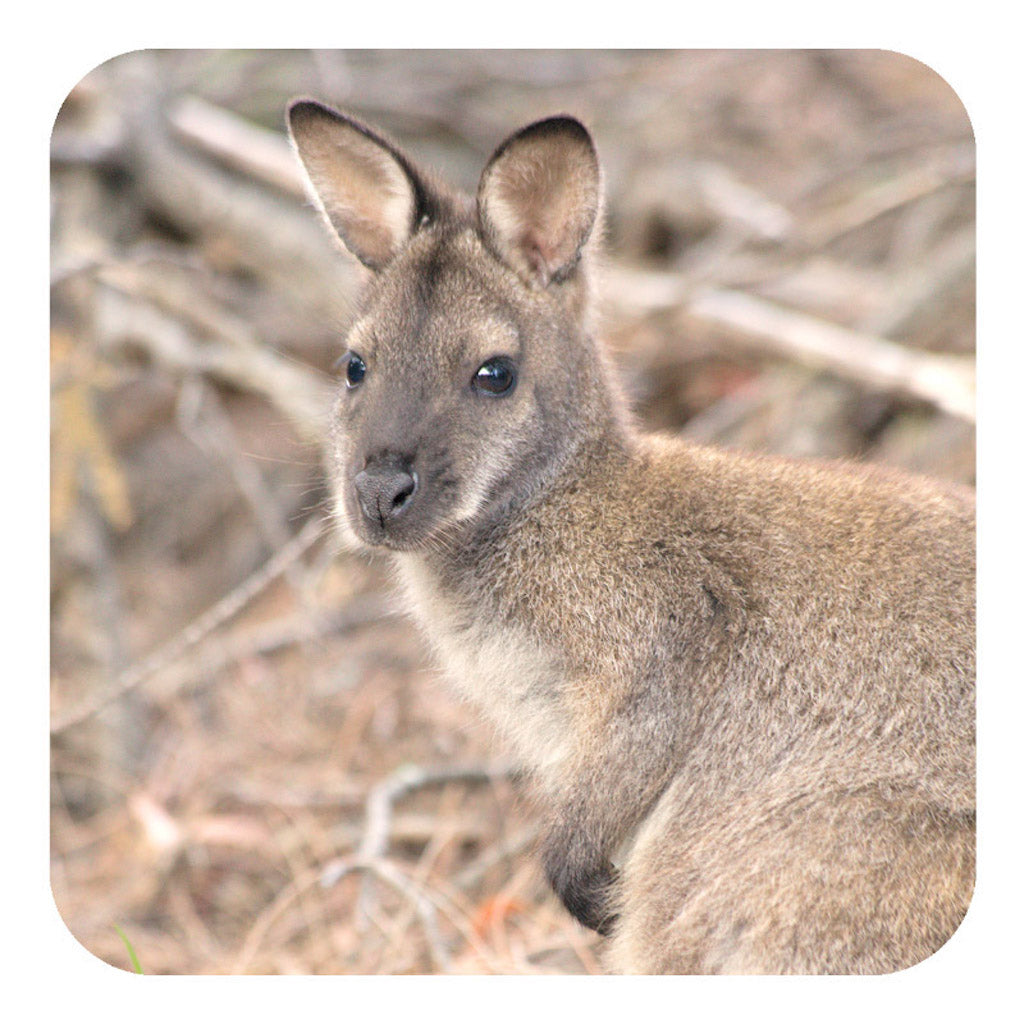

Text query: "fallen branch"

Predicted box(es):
[318, 761, 518, 943]
[360, 859, 451, 972]
[110, 57, 358, 321]
[350, 762, 518, 874]
[804, 143, 974, 247]
[315, 856, 502, 973]
[862, 223, 975, 338]
[168, 94, 308, 201]
[686, 287, 975, 422]
[92, 262, 335, 446]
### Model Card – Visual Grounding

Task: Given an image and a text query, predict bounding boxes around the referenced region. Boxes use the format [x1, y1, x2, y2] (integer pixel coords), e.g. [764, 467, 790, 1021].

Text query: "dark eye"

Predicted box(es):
[473, 357, 516, 396]
[342, 352, 366, 389]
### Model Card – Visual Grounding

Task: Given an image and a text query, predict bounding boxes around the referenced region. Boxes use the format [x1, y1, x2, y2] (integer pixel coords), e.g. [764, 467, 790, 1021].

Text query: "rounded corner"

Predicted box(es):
[887, 872, 977, 976]
[49, 48, 152, 147]
[47, 878, 145, 978]
[872, 48, 976, 144]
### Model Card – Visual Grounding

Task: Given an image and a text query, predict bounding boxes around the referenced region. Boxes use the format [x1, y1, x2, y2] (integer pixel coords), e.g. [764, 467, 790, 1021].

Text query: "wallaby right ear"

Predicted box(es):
[286, 99, 431, 270]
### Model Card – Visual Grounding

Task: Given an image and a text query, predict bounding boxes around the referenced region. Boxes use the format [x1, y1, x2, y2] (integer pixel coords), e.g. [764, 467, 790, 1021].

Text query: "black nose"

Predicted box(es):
[354, 458, 418, 527]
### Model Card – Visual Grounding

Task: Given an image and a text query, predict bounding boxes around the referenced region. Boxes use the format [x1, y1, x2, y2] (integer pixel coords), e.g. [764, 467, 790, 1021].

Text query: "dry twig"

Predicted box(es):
[687, 287, 975, 421]
[318, 761, 517, 949]
[168, 95, 307, 200]
[804, 143, 974, 246]
[93, 262, 335, 446]
[111, 56, 359, 319]
[350, 762, 517, 875]
[51, 516, 328, 734]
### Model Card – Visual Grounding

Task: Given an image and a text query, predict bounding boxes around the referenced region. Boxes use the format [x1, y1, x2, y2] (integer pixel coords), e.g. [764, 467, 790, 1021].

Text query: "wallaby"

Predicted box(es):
[286, 99, 975, 974]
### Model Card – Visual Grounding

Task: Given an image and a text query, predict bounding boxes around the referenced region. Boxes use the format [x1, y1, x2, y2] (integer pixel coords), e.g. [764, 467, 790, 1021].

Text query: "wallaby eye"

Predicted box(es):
[473, 358, 516, 396]
[341, 352, 366, 389]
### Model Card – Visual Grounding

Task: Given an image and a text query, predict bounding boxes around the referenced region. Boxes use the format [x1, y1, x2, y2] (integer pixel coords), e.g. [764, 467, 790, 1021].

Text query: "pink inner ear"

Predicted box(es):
[478, 119, 600, 287]
[521, 229, 558, 285]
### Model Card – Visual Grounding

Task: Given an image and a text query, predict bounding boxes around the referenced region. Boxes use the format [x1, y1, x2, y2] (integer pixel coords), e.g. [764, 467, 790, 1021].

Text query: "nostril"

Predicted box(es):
[390, 471, 418, 512]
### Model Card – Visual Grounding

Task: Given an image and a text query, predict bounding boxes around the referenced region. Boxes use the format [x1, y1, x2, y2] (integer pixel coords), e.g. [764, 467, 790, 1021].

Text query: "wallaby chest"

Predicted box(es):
[396, 554, 571, 772]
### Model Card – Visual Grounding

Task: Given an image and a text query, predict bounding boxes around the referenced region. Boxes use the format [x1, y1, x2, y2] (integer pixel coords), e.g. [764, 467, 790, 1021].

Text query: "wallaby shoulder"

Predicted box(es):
[397, 430, 973, 797]
[413, 430, 974, 668]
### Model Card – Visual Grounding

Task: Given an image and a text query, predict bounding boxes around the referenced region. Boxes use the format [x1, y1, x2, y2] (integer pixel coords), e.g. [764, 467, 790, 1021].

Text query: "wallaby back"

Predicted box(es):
[287, 99, 975, 974]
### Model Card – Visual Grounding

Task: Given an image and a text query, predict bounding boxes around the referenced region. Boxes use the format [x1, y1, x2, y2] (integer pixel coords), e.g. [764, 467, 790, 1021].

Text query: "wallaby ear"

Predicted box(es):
[477, 116, 601, 287]
[287, 99, 431, 270]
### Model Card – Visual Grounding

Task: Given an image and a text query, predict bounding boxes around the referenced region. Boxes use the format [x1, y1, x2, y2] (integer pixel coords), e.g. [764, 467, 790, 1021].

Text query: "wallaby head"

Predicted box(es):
[287, 100, 620, 553]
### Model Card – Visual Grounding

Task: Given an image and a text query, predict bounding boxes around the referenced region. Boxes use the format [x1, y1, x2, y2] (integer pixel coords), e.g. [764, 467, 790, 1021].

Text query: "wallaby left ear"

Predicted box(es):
[477, 116, 602, 288]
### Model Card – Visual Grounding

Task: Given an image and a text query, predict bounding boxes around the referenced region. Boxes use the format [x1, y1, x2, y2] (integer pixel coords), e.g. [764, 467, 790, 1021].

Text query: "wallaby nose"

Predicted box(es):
[354, 459, 418, 528]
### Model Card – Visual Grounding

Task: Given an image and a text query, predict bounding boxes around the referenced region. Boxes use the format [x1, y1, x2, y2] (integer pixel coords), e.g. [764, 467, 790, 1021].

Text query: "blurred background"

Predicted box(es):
[49, 49, 975, 975]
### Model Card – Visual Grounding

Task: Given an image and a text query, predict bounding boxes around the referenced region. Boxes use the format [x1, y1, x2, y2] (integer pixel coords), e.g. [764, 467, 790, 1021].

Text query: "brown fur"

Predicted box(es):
[287, 100, 975, 974]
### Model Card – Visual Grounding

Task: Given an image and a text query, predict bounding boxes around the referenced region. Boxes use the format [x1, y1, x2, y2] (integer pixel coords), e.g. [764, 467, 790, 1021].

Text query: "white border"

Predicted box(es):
[18, 4, 1019, 1019]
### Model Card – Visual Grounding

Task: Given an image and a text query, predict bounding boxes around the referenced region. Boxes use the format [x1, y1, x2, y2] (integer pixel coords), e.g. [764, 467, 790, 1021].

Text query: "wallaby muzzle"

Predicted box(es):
[353, 454, 419, 531]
